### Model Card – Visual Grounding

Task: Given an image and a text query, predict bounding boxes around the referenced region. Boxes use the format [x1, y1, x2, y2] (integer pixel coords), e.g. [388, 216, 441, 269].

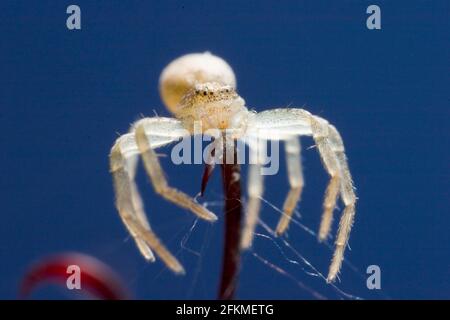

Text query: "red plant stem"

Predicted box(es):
[218, 139, 242, 300]
[19, 253, 130, 300]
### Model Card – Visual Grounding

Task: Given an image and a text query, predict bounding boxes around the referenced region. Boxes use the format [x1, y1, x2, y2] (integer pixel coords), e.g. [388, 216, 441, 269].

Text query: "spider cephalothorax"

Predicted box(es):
[110, 52, 357, 283]
[176, 82, 248, 132]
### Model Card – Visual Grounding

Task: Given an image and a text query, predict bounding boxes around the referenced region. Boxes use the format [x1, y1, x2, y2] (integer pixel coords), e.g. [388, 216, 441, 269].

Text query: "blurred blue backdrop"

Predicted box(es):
[0, 1, 448, 299]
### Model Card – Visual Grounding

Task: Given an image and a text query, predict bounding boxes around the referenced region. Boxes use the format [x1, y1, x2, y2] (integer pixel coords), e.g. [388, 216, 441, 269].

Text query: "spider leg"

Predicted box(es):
[126, 158, 156, 261]
[134, 120, 218, 222]
[324, 123, 357, 283]
[310, 115, 356, 282]
[240, 109, 312, 248]
[245, 109, 357, 282]
[275, 137, 304, 235]
[313, 121, 341, 243]
[240, 138, 265, 249]
[110, 129, 184, 273]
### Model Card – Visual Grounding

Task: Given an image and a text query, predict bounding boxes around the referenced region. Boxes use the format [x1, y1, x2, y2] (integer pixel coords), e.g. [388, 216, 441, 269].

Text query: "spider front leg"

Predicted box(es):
[110, 140, 155, 261]
[244, 109, 357, 282]
[311, 120, 342, 243]
[134, 121, 218, 222]
[310, 116, 357, 282]
[275, 137, 304, 235]
[110, 132, 184, 273]
[324, 123, 357, 282]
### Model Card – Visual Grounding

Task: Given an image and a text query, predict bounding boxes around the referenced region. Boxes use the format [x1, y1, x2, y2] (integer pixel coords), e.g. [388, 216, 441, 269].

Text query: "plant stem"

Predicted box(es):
[218, 139, 242, 300]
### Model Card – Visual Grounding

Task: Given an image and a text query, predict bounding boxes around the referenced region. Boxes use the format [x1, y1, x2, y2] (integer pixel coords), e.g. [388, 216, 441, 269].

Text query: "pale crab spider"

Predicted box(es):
[109, 52, 357, 283]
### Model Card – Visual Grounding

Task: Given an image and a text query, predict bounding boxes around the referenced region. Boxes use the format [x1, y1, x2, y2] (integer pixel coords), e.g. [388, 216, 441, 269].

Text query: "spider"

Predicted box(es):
[109, 52, 357, 283]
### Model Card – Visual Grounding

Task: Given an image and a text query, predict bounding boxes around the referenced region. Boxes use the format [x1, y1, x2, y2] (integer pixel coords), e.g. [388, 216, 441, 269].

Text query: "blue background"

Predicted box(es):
[1, 1, 448, 299]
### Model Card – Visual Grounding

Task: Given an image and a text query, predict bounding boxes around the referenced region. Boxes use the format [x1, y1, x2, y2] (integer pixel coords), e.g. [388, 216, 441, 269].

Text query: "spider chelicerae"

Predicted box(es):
[109, 52, 357, 283]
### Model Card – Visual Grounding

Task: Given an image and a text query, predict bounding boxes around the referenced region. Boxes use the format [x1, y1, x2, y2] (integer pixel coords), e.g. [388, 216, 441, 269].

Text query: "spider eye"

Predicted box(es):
[203, 91, 207, 96]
